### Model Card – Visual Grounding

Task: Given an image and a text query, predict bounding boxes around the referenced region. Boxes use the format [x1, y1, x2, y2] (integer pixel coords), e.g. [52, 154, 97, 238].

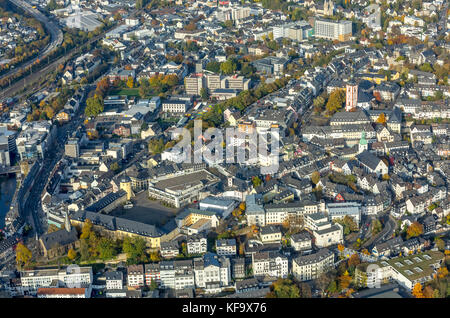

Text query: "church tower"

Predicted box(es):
[64, 210, 72, 233]
[346, 80, 358, 111]
[120, 174, 134, 201]
[359, 131, 368, 154]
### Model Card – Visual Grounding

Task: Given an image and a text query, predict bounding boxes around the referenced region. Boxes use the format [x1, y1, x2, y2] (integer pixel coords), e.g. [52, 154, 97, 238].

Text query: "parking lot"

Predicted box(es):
[109, 191, 183, 227]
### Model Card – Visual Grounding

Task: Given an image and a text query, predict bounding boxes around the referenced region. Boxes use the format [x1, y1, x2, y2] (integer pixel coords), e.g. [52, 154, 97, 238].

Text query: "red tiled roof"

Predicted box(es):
[37, 288, 86, 295]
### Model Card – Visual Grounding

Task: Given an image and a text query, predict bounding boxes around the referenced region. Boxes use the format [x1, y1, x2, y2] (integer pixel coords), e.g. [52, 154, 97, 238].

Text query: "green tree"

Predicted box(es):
[148, 138, 165, 154]
[85, 95, 104, 117]
[110, 162, 120, 172]
[205, 61, 221, 73]
[123, 237, 148, 263]
[80, 239, 90, 261]
[224, 20, 233, 28]
[335, 216, 358, 235]
[149, 278, 158, 290]
[252, 176, 262, 188]
[139, 79, 151, 98]
[419, 63, 433, 73]
[372, 219, 383, 234]
[220, 60, 237, 75]
[435, 237, 445, 251]
[200, 87, 209, 101]
[266, 278, 300, 298]
[97, 237, 117, 260]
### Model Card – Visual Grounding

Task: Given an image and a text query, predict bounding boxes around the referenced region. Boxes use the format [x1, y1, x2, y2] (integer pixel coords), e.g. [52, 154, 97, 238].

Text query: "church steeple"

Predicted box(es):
[359, 131, 368, 154]
[64, 210, 72, 232]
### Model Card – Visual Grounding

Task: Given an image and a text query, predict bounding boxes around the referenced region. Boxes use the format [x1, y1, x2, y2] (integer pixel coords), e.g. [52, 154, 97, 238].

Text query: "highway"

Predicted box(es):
[0, 0, 63, 85]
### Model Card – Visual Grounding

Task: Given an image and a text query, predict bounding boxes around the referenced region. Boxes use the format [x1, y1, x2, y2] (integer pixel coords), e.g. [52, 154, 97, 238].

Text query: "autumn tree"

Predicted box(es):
[48, 224, 61, 233]
[348, 253, 361, 267]
[149, 251, 161, 263]
[16, 242, 32, 269]
[184, 21, 197, 31]
[361, 249, 371, 255]
[406, 222, 424, 239]
[266, 278, 300, 298]
[311, 171, 320, 185]
[95, 78, 110, 97]
[412, 283, 424, 298]
[437, 266, 448, 279]
[67, 248, 77, 260]
[376, 113, 386, 125]
[232, 209, 242, 218]
[326, 89, 345, 115]
[80, 219, 93, 239]
[126, 76, 134, 89]
[299, 283, 312, 298]
[423, 286, 435, 298]
[338, 271, 352, 291]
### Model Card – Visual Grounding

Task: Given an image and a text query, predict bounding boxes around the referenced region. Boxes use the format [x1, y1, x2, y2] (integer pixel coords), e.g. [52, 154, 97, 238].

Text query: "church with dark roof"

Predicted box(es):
[39, 212, 79, 259]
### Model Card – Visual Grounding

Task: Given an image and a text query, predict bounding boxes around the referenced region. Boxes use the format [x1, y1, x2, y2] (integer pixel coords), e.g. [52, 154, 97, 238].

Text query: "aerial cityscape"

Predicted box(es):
[0, 0, 448, 301]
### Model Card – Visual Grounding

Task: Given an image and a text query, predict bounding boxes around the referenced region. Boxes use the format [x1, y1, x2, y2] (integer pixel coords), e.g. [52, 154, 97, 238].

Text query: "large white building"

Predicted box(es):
[252, 251, 289, 279]
[193, 253, 231, 293]
[292, 248, 335, 281]
[305, 213, 344, 248]
[187, 234, 208, 255]
[127, 265, 145, 287]
[216, 239, 237, 257]
[314, 18, 353, 41]
[105, 271, 123, 290]
[326, 202, 362, 226]
[20, 266, 93, 295]
[365, 251, 444, 291]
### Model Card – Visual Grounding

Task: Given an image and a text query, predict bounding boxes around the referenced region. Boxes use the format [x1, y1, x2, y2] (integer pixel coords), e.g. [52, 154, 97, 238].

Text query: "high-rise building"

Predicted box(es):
[184, 74, 204, 95]
[346, 81, 358, 111]
[314, 18, 353, 41]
